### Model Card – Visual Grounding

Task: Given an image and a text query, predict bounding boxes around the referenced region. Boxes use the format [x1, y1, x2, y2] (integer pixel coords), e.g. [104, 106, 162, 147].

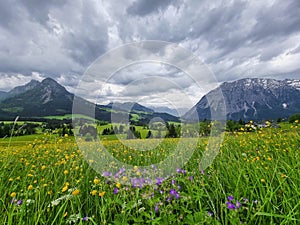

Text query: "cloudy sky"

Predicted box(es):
[1, 0, 300, 109]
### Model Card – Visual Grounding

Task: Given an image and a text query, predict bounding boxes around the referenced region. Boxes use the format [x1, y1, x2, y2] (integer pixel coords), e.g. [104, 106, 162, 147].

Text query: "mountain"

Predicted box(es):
[0, 91, 6, 99]
[106, 102, 154, 113]
[184, 78, 300, 121]
[0, 78, 180, 123]
[148, 106, 189, 117]
[0, 78, 74, 117]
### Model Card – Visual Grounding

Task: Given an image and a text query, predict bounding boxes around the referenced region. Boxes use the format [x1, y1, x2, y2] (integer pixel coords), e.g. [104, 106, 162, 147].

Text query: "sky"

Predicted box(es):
[0, 0, 300, 109]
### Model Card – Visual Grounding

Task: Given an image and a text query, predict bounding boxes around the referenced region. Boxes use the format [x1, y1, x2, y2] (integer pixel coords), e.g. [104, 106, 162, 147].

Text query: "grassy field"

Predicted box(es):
[0, 122, 299, 224]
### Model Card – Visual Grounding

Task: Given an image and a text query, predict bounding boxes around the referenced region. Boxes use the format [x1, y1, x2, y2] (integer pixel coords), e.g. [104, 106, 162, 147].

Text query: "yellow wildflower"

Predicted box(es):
[99, 191, 106, 197]
[61, 186, 68, 192]
[72, 189, 80, 195]
[91, 190, 97, 196]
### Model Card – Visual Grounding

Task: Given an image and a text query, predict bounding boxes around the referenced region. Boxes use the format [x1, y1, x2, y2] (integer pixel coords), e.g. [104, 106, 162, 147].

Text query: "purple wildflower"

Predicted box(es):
[175, 193, 180, 199]
[228, 195, 234, 201]
[156, 177, 163, 185]
[226, 201, 235, 210]
[177, 185, 181, 190]
[176, 168, 181, 173]
[17, 199, 23, 205]
[113, 188, 118, 195]
[155, 204, 159, 213]
[208, 211, 214, 217]
[82, 217, 89, 221]
[170, 189, 176, 195]
[171, 179, 175, 185]
[189, 176, 194, 181]
[243, 198, 248, 203]
[10, 198, 17, 204]
[102, 171, 112, 177]
[236, 200, 242, 209]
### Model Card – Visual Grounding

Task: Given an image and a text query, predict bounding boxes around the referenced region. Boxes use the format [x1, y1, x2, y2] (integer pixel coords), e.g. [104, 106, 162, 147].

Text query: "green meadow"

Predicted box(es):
[0, 121, 299, 224]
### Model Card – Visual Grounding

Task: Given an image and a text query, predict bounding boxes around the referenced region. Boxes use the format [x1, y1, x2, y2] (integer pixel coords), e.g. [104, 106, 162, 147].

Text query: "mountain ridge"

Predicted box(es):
[184, 77, 300, 121]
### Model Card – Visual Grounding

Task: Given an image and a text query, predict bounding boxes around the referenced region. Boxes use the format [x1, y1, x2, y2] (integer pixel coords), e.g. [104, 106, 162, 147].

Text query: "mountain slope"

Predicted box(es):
[0, 78, 180, 123]
[184, 78, 300, 121]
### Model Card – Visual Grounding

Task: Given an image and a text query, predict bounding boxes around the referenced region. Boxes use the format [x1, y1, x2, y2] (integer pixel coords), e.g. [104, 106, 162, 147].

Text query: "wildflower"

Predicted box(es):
[155, 203, 159, 213]
[102, 171, 111, 177]
[82, 216, 89, 221]
[62, 186, 68, 192]
[170, 189, 176, 195]
[228, 195, 234, 201]
[99, 191, 105, 197]
[116, 182, 121, 189]
[17, 199, 23, 205]
[235, 200, 242, 209]
[11, 198, 17, 204]
[91, 190, 97, 196]
[28, 185, 33, 191]
[261, 178, 265, 183]
[113, 188, 118, 195]
[64, 212, 68, 217]
[208, 211, 214, 217]
[171, 180, 175, 185]
[9, 178, 13, 181]
[10, 192, 16, 198]
[281, 174, 287, 178]
[226, 201, 235, 210]
[93, 178, 100, 184]
[72, 189, 80, 196]
[41, 165, 46, 170]
[64, 170, 69, 175]
[189, 176, 193, 181]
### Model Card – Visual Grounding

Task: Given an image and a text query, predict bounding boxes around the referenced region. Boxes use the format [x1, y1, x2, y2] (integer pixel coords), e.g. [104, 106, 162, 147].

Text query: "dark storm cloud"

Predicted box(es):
[127, 0, 179, 16]
[0, 0, 109, 76]
[1, 0, 300, 105]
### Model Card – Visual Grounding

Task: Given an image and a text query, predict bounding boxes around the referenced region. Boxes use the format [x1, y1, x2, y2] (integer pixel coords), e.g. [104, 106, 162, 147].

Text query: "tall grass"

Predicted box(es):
[0, 123, 299, 224]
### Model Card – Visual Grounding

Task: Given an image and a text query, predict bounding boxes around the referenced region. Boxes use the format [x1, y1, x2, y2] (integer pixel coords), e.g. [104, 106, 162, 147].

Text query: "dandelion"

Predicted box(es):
[116, 182, 121, 189]
[94, 178, 100, 184]
[9, 178, 13, 181]
[62, 186, 68, 192]
[28, 184, 33, 191]
[91, 190, 97, 196]
[10, 192, 16, 198]
[64, 170, 69, 175]
[41, 165, 46, 170]
[261, 178, 265, 183]
[99, 191, 105, 197]
[72, 189, 80, 196]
